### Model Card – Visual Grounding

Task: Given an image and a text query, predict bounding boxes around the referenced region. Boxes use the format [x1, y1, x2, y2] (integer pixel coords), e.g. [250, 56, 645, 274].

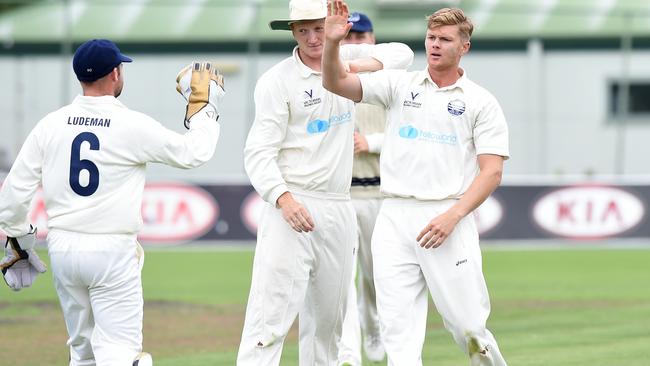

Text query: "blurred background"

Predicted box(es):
[2, 0, 650, 243]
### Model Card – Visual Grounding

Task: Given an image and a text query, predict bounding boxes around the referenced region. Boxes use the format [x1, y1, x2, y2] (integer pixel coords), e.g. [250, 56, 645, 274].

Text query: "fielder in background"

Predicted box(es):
[237, 0, 413, 364]
[0, 39, 224, 366]
[322, 1, 509, 365]
[337, 11, 386, 366]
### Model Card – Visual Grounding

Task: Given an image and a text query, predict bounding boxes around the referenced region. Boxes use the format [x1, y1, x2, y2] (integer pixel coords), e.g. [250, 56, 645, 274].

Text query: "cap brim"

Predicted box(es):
[269, 17, 325, 31]
[119, 54, 133, 63]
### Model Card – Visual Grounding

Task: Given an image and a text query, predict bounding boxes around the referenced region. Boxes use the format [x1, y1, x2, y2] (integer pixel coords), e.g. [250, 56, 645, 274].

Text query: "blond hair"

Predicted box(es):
[426, 8, 473, 41]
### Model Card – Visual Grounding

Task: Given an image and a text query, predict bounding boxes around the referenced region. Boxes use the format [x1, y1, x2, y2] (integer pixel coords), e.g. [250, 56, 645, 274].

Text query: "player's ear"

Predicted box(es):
[111, 66, 121, 81]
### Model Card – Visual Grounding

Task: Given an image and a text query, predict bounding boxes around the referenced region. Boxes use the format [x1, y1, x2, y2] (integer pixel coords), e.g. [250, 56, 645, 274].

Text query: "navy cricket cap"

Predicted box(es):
[73, 39, 132, 82]
[348, 12, 373, 33]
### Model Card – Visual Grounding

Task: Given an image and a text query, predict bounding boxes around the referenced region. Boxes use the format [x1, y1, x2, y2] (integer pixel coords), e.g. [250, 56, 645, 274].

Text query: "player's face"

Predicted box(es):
[342, 31, 375, 45]
[291, 19, 325, 61]
[424, 25, 469, 73]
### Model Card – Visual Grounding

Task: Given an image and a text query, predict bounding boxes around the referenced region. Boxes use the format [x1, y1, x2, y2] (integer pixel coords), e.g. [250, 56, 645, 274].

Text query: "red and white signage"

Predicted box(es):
[0, 183, 219, 243]
[241, 191, 265, 234]
[475, 195, 504, 235]
[532, 185, 645, 239]
[139, 183, 218, 243]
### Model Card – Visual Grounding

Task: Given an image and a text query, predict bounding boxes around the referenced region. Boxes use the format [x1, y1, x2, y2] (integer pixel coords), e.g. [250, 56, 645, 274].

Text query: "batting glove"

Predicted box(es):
[1, 227, 47, 291]
[175, 61, 225, 129]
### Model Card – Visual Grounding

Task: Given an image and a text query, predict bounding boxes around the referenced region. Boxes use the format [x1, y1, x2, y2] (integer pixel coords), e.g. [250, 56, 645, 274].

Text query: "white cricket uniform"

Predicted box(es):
[338, 102, 385, 365]
[358, 68, 509, 366]
[238, 44, 413, 366]
[0, 95, 220, 366]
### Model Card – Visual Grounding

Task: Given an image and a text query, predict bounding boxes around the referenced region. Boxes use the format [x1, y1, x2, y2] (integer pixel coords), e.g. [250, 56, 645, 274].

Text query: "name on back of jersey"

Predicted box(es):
[67, 116, 111, 128]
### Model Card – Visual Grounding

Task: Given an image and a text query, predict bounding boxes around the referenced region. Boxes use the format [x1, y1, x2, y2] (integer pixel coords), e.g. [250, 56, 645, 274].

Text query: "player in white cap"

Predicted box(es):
[322, 1, 509, 365]
[0, 39, 224, 366]
[237, 0, 413, 365]
[336, 10, 386, 366]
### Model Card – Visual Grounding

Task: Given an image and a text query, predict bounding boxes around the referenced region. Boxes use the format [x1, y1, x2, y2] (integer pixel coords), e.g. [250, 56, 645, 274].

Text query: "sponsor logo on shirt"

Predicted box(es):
[447, 99, 466, 116]
[306, 111, 352, 134]
[398, 124, 457, 145]
[303, 89, 322, 107]
[403, 91, 422, 108]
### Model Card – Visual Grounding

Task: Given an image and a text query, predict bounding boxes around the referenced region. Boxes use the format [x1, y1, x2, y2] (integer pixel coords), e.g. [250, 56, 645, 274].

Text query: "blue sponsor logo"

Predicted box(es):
[397, 124, 457, 145]
[306, 111, 351, 134]
[307, 119, 329, 134]
[447, 99, 466, 116]
[399, 125, 419, 139]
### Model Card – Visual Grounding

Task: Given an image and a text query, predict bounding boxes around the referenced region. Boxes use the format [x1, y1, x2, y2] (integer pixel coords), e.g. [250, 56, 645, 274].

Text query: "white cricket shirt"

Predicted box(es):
[0, 95, 220, 237]
[245, 43, 413, 205]
[359, 68, 509, 200]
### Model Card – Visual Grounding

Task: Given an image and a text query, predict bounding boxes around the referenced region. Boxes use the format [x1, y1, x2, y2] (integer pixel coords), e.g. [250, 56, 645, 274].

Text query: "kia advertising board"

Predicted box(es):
[3, 182, 650, 244]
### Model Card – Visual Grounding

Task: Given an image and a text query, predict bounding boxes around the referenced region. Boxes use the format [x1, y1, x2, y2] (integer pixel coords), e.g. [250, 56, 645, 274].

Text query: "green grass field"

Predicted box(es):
[1, 246, 650, 366]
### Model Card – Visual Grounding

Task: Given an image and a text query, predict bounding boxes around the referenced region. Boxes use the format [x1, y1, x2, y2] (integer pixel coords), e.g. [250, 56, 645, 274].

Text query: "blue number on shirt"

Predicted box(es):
[69, 132, 100, 196]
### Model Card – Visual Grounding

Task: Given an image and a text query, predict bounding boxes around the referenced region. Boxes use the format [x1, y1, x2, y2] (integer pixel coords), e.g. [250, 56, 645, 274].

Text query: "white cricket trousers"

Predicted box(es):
[338, 197, 382, 364]
[237, 191, 357, 366]
[372, 198, 507, 366]
[47, 229, 145, 366]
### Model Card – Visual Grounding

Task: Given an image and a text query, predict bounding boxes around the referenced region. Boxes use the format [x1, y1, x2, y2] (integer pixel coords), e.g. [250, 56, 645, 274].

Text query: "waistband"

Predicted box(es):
[382, 197, 458, 207]
[288, 185, 350, 201]
[48, 228, 138, 240]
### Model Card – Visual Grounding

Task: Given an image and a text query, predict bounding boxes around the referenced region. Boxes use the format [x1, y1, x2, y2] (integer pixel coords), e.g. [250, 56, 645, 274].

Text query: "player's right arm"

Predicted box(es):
[244, 74, 314, 233]
[0, 127, 42, 238]
[322, 0, 364, 103]
[0, 126, 48, 291]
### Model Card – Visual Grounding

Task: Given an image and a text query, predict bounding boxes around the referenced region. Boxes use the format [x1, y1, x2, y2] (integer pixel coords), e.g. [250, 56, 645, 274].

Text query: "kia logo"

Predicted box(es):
[532, 185, 645, 239]
[139, 183, 218, 244]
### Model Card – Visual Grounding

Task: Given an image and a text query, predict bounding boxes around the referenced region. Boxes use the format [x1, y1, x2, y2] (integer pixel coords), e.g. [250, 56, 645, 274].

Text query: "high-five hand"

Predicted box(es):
[325, 0, 352, 43]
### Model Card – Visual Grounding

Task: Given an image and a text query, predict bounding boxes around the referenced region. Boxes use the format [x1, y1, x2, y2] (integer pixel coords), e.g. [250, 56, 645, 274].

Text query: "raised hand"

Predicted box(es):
[325, 0, 352, 43]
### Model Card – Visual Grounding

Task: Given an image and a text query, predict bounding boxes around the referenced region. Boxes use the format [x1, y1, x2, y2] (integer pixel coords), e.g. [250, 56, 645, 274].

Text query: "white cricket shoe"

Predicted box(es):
[363, 333, 385, 362]
[133, 352, 153, 366]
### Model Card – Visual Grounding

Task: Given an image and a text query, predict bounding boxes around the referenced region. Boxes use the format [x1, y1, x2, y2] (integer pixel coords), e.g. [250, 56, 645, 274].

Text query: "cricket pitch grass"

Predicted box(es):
[1, 246, 649, 366]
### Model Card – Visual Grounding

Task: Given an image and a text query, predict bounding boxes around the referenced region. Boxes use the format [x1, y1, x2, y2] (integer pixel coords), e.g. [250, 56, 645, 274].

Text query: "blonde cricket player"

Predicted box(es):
[237, 0, 413, 365]
[0, 39, 224, 366]
[322, 1, 509, 365]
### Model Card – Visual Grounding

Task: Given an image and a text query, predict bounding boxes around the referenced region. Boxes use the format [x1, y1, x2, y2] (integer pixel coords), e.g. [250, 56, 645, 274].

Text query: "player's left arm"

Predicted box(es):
[135, 62, 223, 169]
[417, 154, 504, 249]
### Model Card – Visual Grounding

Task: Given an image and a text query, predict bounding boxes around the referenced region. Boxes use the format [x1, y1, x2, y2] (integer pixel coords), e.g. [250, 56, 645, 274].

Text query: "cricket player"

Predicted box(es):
[237, 0, 413, 365]
[0, 39, 224, 366]
[337, 11, 386, 366]
[322, 1, 509, 365]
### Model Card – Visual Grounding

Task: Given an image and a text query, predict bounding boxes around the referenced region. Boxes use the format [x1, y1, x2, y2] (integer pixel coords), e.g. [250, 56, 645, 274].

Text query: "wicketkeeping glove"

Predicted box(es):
[0, 227, 47, 291]
[175, 61, 225, 129]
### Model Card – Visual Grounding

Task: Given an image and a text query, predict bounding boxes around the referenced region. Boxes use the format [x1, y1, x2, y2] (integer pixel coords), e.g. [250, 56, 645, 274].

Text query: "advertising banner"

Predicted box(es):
[2, 182, 649, 244]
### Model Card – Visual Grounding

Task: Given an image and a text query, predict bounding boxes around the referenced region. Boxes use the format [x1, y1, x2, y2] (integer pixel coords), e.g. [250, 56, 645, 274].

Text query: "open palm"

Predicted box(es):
[325, 0, 352, 42]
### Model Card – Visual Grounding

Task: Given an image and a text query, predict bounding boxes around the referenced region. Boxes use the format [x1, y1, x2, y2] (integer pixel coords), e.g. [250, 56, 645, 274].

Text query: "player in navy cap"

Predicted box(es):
[345, 12, 375, 44]
[0, 38, 225, 366]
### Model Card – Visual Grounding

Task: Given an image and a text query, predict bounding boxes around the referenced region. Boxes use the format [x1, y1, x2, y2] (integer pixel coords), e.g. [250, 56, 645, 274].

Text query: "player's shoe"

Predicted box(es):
[133, 352, 153, 366]
[363, 333, 385, 362]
